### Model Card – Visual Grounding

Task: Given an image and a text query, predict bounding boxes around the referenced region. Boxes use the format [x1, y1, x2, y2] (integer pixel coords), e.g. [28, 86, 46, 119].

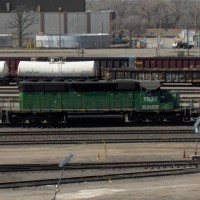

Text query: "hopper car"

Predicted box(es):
[104, 57, 200, 85]
[104, 68, 200, 84]
[0, 79, 194, 126]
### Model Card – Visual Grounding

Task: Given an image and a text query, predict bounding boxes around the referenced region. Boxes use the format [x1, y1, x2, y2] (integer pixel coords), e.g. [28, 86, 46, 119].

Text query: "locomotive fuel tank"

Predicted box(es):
[17, 60, 97, 78]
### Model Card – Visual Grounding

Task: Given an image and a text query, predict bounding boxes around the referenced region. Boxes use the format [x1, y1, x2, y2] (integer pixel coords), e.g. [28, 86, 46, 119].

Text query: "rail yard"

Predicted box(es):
[1, 126, 200, 200]
[2, 48, 200, 200]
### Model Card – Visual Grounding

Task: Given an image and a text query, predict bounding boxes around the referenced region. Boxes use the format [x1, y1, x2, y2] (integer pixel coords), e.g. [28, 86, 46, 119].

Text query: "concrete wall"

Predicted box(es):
[67, 13, 87, 34]
[90, 11, 111, 34]
[145, 38, 174, 48]
[43, 13, 63, 35]
[0, 11, 113, 36]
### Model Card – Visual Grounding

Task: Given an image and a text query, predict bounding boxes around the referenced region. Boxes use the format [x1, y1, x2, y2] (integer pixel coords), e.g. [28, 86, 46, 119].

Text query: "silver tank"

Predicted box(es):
[0, 61, 8, 77]
[17, 61, 96, 78]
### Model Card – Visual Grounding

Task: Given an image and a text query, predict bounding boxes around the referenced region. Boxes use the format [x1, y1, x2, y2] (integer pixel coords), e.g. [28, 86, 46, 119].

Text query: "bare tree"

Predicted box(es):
[86, 0, 200, 42]
[7, 5, 37, 47]
[123, 15, 147, 46]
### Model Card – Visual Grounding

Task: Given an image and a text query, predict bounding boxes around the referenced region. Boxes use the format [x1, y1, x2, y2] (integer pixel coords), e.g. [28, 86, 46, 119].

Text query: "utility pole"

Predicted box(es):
[187, 15, 189, 56]
[58, 7, 61, 49]
[101, 21, 103, 48]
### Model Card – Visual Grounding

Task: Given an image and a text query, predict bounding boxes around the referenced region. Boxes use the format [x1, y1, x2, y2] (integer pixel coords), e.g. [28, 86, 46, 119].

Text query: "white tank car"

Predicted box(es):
[0, 61, 8, 77]
[17, 61, 97, 78]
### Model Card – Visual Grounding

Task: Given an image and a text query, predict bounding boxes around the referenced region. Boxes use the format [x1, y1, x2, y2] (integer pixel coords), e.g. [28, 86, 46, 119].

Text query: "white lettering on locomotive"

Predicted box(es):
[142, 105, 159, 110]
[143, 97, 158, 102]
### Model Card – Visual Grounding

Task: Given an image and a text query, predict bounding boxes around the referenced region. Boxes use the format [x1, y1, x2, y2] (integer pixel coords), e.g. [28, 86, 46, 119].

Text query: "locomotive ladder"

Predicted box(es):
[0, 99, 12, 123]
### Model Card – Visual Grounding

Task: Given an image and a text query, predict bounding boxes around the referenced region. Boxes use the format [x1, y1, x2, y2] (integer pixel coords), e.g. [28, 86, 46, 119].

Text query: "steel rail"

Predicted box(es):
[0, 167, 200, 189]
[0, 160, 196, 172]
[0, 129, 194, 135]
[0, 138, 199, 145]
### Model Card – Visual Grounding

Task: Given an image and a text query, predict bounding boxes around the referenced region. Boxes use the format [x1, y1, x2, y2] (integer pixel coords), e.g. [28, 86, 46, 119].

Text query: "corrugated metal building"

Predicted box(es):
[0, 0, 115, 48]
[0, 11, 114, 48]
[36, 34, 110, 48]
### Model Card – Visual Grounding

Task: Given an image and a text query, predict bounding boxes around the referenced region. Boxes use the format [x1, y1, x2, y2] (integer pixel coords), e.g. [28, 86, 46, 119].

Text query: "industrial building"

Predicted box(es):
[0, 0, 86, 12]
[0, 0, 114, 48]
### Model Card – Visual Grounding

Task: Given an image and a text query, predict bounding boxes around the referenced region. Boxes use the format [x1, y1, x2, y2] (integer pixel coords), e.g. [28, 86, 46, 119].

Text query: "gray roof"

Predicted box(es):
[146, 29, 182, 37]
[0, 0, 85, 12]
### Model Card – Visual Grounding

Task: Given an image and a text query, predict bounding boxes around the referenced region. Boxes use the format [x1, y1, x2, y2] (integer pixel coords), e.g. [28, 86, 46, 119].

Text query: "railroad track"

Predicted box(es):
[0, 129, 198, 145]
[0, 160, 197, 172]
[1, 168, 200, 189]
[0, 127, 194, 134]
[0, 160, 199, 189]
[0, 120, 194, 128]
[1, 138, 200, 145]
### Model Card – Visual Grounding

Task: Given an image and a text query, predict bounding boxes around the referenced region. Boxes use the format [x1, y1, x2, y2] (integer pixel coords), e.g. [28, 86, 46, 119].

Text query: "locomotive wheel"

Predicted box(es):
[29, 119, 40, 125]
[128, 113, 144, 123]
[151, 114, 164, 123]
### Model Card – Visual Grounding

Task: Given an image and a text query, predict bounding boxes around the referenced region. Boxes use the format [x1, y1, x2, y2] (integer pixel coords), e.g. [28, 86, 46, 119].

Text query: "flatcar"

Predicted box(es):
[1, 79, 191, 126]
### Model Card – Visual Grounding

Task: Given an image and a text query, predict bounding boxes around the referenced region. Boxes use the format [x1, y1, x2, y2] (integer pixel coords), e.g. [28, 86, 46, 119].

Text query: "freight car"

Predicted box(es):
[15, 60, 200, 85]
[0, 56, 134, 85]
[17, 60, 98, 81]
[0, 57, 31, 84]
[1, 79, 192, 126]
[0, 61, 9, 85]
[37, 56, 135, 69]
[3, 56, 200, 85]
[104, 68, 200, 84]
[135, 57, 200, 69]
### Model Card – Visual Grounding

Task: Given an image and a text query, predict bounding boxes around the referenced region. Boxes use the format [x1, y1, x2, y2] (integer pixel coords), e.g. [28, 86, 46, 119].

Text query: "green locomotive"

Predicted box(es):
[12, 79, 184, 125]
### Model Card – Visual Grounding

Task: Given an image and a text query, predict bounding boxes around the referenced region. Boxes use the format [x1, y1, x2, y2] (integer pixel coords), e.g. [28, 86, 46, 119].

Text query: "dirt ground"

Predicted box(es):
[1, 173, 200, 200]
[0, 140, 200, 200]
